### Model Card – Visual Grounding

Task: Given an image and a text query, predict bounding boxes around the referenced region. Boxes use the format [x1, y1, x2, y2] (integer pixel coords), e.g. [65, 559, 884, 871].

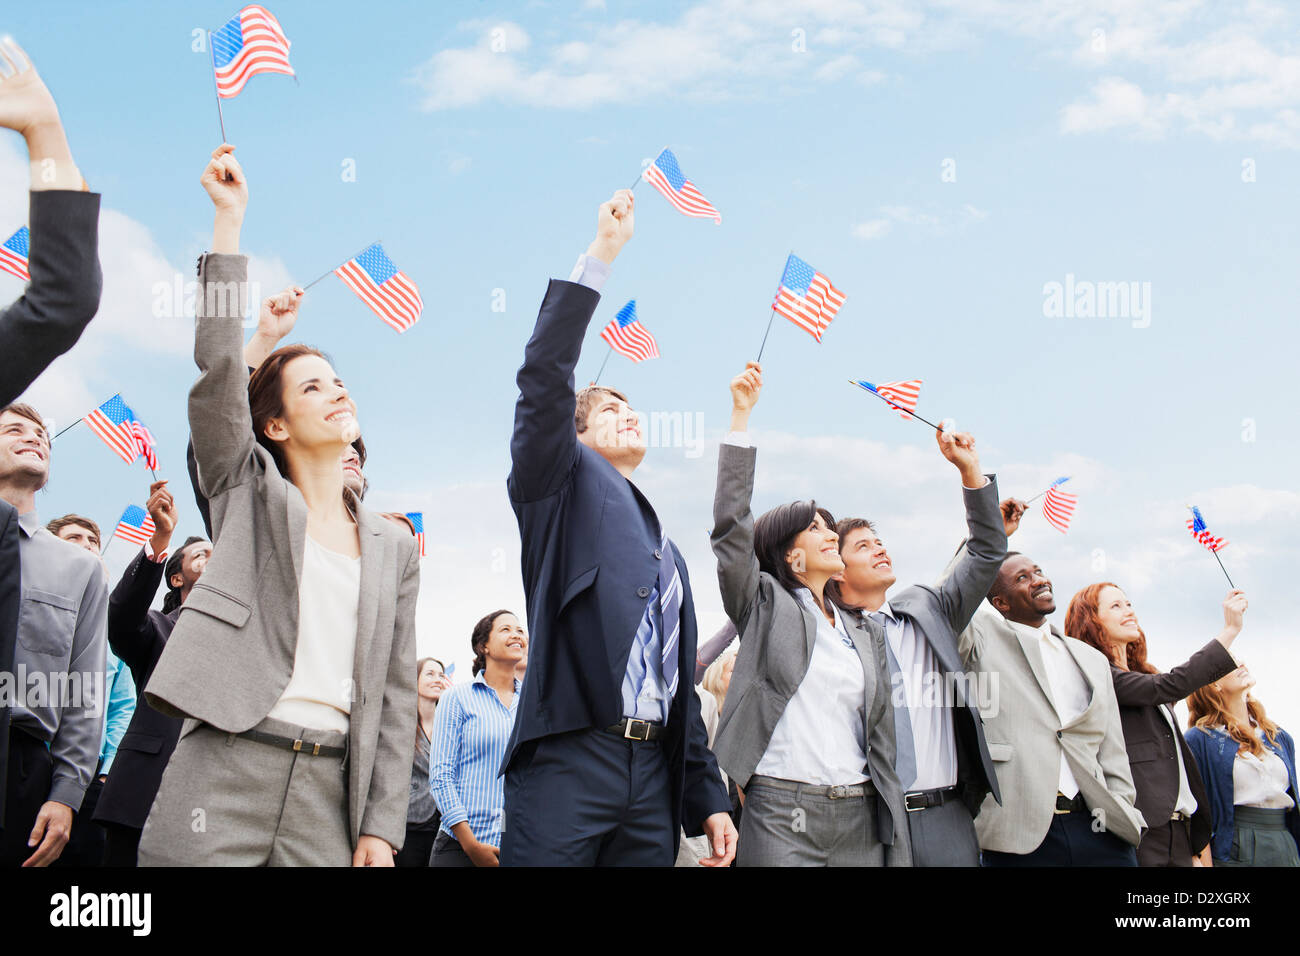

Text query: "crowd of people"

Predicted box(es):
[2, 40, 1297, 868]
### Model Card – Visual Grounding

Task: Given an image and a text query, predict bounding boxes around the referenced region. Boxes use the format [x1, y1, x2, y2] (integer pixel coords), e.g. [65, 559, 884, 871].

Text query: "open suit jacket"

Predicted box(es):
[502, 278, 729, 843]
[93, 548, 183, 831]
[710, 442, 908, 861]
[957, 594, 1146, 853]
[872, 475, 1007, 817]
[1111, 638, 1235, 859]
[143, 253, 419, 850]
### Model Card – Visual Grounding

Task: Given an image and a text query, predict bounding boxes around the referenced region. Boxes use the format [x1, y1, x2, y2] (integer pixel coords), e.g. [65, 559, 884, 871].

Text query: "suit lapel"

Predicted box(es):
[1011, 620, 1057, 709]
[844, 612, 882, 726]
[1057, 627, 1097, 721]
[352, 508, 387, 702]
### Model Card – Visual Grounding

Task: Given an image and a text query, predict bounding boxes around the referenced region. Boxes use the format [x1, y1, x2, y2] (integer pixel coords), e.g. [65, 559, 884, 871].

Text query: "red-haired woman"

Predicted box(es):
[139, 145, 420, 866]
[1186, 666, 1299, 866]
[1065, 584, 1246, 866]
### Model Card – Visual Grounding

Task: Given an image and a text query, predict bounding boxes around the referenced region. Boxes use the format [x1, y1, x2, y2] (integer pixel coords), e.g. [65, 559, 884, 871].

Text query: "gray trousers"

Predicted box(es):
[738, 776, 884, 866]
[905, 796, 981, 866]
[138, 716, 352, 867]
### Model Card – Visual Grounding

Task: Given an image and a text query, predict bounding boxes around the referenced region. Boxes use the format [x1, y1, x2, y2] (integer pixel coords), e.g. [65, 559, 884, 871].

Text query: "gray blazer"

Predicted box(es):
[957, 596, 1146, 853]
[710, 443, 907, 855]
[144, 253, 420, 850]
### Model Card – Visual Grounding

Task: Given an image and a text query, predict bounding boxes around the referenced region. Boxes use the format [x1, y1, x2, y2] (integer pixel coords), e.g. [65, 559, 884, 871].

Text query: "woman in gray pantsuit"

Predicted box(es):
[138, 145, 420, 866]
[709, 363, 909, 867]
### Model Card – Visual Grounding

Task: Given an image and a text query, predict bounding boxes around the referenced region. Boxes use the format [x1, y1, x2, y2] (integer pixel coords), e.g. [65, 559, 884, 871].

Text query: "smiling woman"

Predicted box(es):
[136, 144, 421, 868]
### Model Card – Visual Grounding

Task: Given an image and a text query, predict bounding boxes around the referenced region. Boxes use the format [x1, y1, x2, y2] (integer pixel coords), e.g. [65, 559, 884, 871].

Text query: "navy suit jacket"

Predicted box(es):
[503, 278, 729, 837]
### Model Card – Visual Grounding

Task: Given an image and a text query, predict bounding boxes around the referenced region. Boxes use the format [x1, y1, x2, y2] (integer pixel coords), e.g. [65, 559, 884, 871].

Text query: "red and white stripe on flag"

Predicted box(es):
[641, 167, 721, 223]
[874, 380, 922, 420]
[773, 276, 846, 342]
[1043, 485, 1078, 534]
[600, 321, 660, 363]
[1186, 520, 1228, 552]
[334, 262, 424, 333]
[84, 412, 138, 464]
[213, 5, 294, 98]
[114, 514, 156, 547]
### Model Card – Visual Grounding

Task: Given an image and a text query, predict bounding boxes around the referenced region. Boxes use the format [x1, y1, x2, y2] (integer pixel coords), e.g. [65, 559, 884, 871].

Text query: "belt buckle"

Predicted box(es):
[828, 785, 851, 800]
[623, 719, 650, 741]
[292, 738, 322, 756]
[905, 792, 926, 812]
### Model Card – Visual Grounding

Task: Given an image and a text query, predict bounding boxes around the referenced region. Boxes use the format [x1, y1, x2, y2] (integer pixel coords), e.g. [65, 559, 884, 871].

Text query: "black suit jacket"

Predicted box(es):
[93, 548, 182, 830]
[0, 190, 102, 405]
[502, 279, 729, 840]
[1111, 638, 1236, 855]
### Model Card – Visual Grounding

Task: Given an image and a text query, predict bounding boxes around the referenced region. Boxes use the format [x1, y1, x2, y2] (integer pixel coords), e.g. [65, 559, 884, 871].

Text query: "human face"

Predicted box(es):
[341, 443, 365, 498]
[577, 393, 646, 471]
[56, 523, 99, 553]
[786, 512, 842, 581]
[418, 660, 448, 701]
[992, 555, 1056, 625]
[485, 613, 528, 665]
[170, 541, 211, 591]
[263, 355, 359, 461]
[0, 410, 50, 489]
[1096, 585, 1140, 645]
[836, 526, 897, 596]
[1219, 657, 1256, 695]
[720, 656, 735, 696]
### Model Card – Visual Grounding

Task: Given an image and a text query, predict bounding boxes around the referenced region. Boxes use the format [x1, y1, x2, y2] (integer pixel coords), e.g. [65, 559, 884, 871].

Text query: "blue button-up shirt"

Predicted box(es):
[429, 674, 520, 848]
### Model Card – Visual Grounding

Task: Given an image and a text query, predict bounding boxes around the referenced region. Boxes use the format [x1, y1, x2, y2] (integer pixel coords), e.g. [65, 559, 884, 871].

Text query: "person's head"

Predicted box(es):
[701, 647, 738, 711]
[1065, 582, 1156, 673]
[247, 345, 358, 482]
[0, 403, 51, 502]
[470, 610, 527, 676]
[162, 536, 211, 613]
[1187, 659, 1280, 757]
[416, 657, 447, 702]
[988, 552, 1055, 626]
[753, 500, 841, 595]
[574, 385, 645, 473]
[342, 438, 368, 501]
[829, 517, 896, 606]
[47, 514, 101, 553]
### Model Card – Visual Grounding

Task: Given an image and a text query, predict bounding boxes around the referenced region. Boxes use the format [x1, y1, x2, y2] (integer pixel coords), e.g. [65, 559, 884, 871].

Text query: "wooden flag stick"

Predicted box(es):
[302, 240, 382, 290]
[208, 32, 227, 144]
[846, 380, 944, 431]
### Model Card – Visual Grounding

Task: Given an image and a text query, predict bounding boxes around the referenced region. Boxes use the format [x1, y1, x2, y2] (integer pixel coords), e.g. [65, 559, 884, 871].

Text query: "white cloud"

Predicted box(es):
[851, 218, 892, 239]
[851, 202, 988, 240]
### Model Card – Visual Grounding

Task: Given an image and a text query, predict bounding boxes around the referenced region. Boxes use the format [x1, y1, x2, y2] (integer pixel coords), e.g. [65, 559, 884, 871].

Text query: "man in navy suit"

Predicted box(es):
[500, 189, 735, 867]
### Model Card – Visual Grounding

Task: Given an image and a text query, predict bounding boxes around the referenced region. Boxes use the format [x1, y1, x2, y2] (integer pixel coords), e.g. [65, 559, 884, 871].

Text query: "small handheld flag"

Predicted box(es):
[600, 301, 660, 363]
[131, 418, 159, 472]
[0, 226, 29, 282]
[85, 395, 140, 465]
[112, 505, 156, 547]
[848, 380, 941, 431]
[640, 149, 721, 223]
[211, 5, 294, 99]
[333, 243, 424, 333]
[1186, 505, 1234, 587]
[1042, 483, 1078, 534]
[405, 512, 425, 558]
[446, 661, 457, 679]
[771, 254, 845, 345]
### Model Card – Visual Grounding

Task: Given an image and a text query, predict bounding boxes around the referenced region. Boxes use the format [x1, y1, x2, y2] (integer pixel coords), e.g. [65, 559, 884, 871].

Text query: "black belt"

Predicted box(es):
[1054, 792, 1087, 814]
[904, 786, 959, 812]
[604, 718, 665, 742]
[237, 729, 346, 758]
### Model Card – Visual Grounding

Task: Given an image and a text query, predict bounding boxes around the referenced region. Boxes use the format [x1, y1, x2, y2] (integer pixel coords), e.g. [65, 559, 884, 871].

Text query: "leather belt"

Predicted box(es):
[1171, 810, 1192, 823]
[904, 786, 958, 812]
[237, 729, 346, 758]
[605, 718, 665, 742]
[749, 775, 875, 799]
[1054, 792, 1087, 814]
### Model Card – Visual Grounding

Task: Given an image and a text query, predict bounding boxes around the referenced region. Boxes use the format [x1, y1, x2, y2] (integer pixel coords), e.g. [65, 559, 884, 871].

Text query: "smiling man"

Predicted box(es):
[955, 546, 1147, 866]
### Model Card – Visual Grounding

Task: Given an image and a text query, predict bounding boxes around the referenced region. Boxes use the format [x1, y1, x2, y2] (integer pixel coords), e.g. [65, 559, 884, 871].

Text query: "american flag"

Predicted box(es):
[641, 149, 721, 224]
[445, 661, 456, 679]
[600, 300, 660, 363]
[211, 5, 294, 99]
[0, 225, 29, 282]
[853, 379, 921, 420]
[1187, 506, 1228, 552]
[334, 243, 424, 333]
[84, 395, 140, 464]
[113, 505, 156, 547]
[131, 418, 159, 470]
[405, 511, 425, 557]
[1043, 483, 1078, 534]
[773, 254, 845, 341]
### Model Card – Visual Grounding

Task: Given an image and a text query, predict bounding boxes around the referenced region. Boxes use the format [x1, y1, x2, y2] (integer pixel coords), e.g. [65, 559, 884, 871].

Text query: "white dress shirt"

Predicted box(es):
[1009, 618, 1090, 799]
[1233, 729, 1297, 810]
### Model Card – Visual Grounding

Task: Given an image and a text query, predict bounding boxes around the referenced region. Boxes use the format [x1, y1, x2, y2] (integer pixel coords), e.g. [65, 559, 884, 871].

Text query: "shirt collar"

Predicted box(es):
[794, 587, 847, 634]
[1008, 616, 1055, 644]
[17, 510, 42, 538]
[472, 672, 522, 693]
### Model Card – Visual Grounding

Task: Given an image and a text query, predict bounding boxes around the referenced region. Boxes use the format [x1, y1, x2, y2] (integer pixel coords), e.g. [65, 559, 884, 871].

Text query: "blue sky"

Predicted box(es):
[8, 1, 1299, 726]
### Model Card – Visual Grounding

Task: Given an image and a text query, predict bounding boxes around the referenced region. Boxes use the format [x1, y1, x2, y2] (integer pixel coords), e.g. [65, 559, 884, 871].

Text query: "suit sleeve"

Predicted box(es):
[507, 279, 601, 503]
[1096, 669, 1145, 838]
[680, 682, 731, 835]
[428, 689, 468, 832]
[0, 191, 102, 406]
[361, 536, 421, 850]
[186, 436, 213, 540]
[47, 561, 108, 810]
[930, 477, 1007, 635]
[107, 549, 166, 677]
[694, 620, 737, 684]
[188, 253, 259, 499]
[711, 442, 761, 635]
[1110, 639, 1236, 708]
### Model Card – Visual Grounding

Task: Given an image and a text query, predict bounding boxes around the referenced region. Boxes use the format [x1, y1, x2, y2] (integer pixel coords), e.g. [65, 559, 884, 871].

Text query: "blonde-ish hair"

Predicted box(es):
[700, 646, 737, 713]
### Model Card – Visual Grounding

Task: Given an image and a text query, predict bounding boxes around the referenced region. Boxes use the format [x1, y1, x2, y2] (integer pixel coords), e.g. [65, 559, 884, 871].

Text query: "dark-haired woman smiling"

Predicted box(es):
[709, 363, 907, 867]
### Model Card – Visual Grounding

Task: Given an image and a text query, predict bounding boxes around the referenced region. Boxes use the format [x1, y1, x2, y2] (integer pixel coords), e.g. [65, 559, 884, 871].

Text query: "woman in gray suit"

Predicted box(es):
[710, 363, 908, 866]
[138, 145, 420, 867]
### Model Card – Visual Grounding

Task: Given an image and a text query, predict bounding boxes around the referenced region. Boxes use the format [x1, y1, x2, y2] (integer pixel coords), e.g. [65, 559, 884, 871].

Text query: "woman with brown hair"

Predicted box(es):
[1064, 583, 1246, 866]
[139, 145, 420, 866]
[1186, 664, 1299, 866]
[395, 657, 451, 867]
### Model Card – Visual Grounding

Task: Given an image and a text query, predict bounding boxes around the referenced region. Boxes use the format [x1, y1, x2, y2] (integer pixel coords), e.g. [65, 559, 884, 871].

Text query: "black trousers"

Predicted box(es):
[1137, 817, 1194, 867]
[430, 831, 477, 867]
[54, 773, 105, 867]
[501, 728, 673, 866]
[100, 821, 143, 867]
[395, 818, 439, 868]
[1, 726, 53, 867]
[982, 810, 1139, 866]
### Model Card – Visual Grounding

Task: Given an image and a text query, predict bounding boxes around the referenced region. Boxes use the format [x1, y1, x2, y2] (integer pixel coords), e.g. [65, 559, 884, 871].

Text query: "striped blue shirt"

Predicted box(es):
[429, 673, 520, 847]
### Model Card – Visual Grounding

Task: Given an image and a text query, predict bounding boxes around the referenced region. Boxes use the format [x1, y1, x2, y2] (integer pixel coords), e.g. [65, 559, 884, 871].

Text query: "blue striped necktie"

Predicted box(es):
[657, 531, 681, 702]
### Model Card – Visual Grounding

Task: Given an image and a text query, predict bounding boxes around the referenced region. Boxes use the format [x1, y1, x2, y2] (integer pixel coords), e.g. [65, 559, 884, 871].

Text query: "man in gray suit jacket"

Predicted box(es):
[957, 550, 1146, 865]
[828, 428, 1008, 866]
